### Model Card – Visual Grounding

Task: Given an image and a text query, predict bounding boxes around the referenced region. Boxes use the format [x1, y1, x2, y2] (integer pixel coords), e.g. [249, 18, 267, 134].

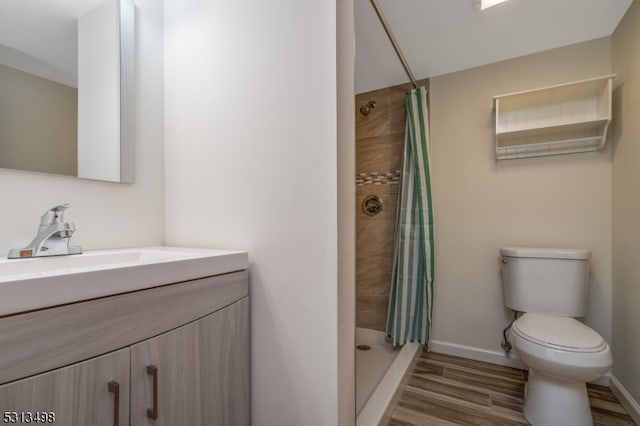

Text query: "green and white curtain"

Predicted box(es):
[386, 86, 435, 347]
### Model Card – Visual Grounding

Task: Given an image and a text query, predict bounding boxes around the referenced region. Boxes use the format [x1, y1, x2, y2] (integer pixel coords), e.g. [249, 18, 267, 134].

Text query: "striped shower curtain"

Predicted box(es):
[386, 86, 435, 347]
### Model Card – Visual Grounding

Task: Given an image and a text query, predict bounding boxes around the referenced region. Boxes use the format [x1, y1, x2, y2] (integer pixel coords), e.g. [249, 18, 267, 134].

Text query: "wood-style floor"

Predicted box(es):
[385, 351, 636, 426]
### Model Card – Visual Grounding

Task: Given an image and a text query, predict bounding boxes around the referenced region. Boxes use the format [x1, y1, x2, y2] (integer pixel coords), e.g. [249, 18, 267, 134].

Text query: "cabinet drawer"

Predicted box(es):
[0, 270, 248, 384]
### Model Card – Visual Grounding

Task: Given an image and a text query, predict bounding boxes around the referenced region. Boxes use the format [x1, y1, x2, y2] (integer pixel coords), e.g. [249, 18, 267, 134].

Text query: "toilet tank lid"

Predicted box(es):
[500, 247, 591, 260]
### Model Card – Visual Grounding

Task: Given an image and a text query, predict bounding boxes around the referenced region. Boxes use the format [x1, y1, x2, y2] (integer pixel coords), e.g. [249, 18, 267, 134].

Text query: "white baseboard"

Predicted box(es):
[428, 339, 610, 387]
[429, 339, 527, 370]
[610, 374, 640, 425]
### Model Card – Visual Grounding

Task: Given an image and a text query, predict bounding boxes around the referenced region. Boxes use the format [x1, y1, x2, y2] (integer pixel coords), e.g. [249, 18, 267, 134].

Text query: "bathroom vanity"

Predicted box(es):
[0, 247, 249, 426]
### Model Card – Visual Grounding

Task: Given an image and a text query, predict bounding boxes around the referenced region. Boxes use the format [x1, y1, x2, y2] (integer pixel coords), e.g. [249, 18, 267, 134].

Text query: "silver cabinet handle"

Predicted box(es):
[146, 365, 159, 420]
[108, 381, 120, 426]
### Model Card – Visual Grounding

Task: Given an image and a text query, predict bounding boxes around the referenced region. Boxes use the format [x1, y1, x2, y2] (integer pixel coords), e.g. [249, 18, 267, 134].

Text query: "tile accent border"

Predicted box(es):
[356, 170, 401, 186]
[610, 374, 640, 425]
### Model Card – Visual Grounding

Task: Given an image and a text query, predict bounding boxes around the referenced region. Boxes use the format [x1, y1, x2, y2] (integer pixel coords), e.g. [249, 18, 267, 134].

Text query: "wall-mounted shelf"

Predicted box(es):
[494, 75, 614, 160]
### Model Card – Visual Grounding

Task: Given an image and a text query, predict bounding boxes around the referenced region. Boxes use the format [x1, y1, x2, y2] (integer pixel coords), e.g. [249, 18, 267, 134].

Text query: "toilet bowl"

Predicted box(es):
[511, 313, 612, 426]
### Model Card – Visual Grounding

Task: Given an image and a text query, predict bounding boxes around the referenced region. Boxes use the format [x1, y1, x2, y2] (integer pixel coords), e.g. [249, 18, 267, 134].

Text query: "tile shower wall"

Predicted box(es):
[355, 79, 428, 331]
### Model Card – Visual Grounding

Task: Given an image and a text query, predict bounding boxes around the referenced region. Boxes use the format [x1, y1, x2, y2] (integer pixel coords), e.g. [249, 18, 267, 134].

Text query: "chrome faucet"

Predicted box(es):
[8, 204, 82, 259]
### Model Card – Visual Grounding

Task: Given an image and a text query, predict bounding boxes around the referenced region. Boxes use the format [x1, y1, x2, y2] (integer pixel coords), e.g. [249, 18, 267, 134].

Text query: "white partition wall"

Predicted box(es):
[163, 1, 341, 424]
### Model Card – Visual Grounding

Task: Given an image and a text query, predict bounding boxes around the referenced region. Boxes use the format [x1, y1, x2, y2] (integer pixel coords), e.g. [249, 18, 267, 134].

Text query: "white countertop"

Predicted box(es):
[0, 246, 249, 317]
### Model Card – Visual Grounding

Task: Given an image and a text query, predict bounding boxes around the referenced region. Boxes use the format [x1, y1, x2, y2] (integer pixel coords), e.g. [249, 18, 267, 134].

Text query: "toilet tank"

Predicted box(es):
[500, 247, 591, 317]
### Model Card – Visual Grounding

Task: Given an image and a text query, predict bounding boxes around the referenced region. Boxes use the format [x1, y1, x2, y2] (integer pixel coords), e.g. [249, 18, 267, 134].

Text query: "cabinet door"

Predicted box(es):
[0, 348, 130, 426]
[131, 297, 249, 426]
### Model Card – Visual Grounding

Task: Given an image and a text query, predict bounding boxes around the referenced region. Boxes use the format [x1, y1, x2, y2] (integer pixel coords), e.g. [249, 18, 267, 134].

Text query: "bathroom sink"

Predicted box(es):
[0, 246, 248, 317]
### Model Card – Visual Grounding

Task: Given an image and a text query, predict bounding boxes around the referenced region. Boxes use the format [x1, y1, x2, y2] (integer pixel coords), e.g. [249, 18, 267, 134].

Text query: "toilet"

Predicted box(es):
[500, 247, 612, 426]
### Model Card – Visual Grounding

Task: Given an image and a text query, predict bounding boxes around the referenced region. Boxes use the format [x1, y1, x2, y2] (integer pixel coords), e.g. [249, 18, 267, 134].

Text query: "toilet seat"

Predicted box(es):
[512, 313, 607, 353]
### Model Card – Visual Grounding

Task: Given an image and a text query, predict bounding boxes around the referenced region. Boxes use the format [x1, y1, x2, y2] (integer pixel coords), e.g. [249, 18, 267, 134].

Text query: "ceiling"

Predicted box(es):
[355, 0, 634, 93]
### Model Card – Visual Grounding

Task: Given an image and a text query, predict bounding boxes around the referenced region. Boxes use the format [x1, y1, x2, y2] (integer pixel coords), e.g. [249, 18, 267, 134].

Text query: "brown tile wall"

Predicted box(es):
[355, 79, 428, 331]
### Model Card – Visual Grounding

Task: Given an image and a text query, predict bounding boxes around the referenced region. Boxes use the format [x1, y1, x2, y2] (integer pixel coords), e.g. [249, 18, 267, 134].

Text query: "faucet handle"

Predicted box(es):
[40, 204, 71, 226]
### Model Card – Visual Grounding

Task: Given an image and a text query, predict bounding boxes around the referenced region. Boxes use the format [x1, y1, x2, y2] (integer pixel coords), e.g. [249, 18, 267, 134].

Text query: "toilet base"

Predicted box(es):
[523, 369, 593, 426]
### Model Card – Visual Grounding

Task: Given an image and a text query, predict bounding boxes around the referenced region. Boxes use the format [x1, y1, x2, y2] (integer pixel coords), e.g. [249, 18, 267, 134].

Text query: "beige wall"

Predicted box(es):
[429, 38, 613, 356]
[0, 64, 77, 176]
[612, 0, 640, 414]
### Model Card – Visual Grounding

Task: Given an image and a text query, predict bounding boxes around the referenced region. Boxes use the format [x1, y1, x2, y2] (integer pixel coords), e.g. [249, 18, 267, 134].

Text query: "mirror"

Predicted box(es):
[0, 0, 134, 183]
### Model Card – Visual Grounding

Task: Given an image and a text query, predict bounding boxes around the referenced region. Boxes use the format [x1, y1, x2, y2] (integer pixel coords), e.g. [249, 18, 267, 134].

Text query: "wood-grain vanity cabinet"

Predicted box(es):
[0, 349, 131, 426]
[0, 270, 249, 426]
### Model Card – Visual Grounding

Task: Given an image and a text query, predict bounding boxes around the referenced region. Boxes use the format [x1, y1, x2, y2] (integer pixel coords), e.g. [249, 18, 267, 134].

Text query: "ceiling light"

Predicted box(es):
[477, 0, 510, 10]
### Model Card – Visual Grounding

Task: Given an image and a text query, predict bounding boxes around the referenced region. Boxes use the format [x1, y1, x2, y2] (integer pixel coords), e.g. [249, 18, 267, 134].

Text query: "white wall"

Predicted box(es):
[429, 38, 613, 361]
[77, 0, 120, 182]
[0, 0, 164, 255]
[163, 0, 340, 425]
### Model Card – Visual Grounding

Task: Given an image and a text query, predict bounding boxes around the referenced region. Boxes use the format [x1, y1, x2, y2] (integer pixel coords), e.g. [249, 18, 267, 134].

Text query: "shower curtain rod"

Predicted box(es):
[370, 0, 419, 89]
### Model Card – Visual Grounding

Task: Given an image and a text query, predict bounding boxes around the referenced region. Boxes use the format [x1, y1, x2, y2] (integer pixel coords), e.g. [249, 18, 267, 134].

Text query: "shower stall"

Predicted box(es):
[354, 0, 432, 422]
[354, 78, 427, 423]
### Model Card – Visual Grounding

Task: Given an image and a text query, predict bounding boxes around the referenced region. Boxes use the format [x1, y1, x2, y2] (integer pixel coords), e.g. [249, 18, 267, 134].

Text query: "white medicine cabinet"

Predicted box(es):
[493, 75, 614, 160]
